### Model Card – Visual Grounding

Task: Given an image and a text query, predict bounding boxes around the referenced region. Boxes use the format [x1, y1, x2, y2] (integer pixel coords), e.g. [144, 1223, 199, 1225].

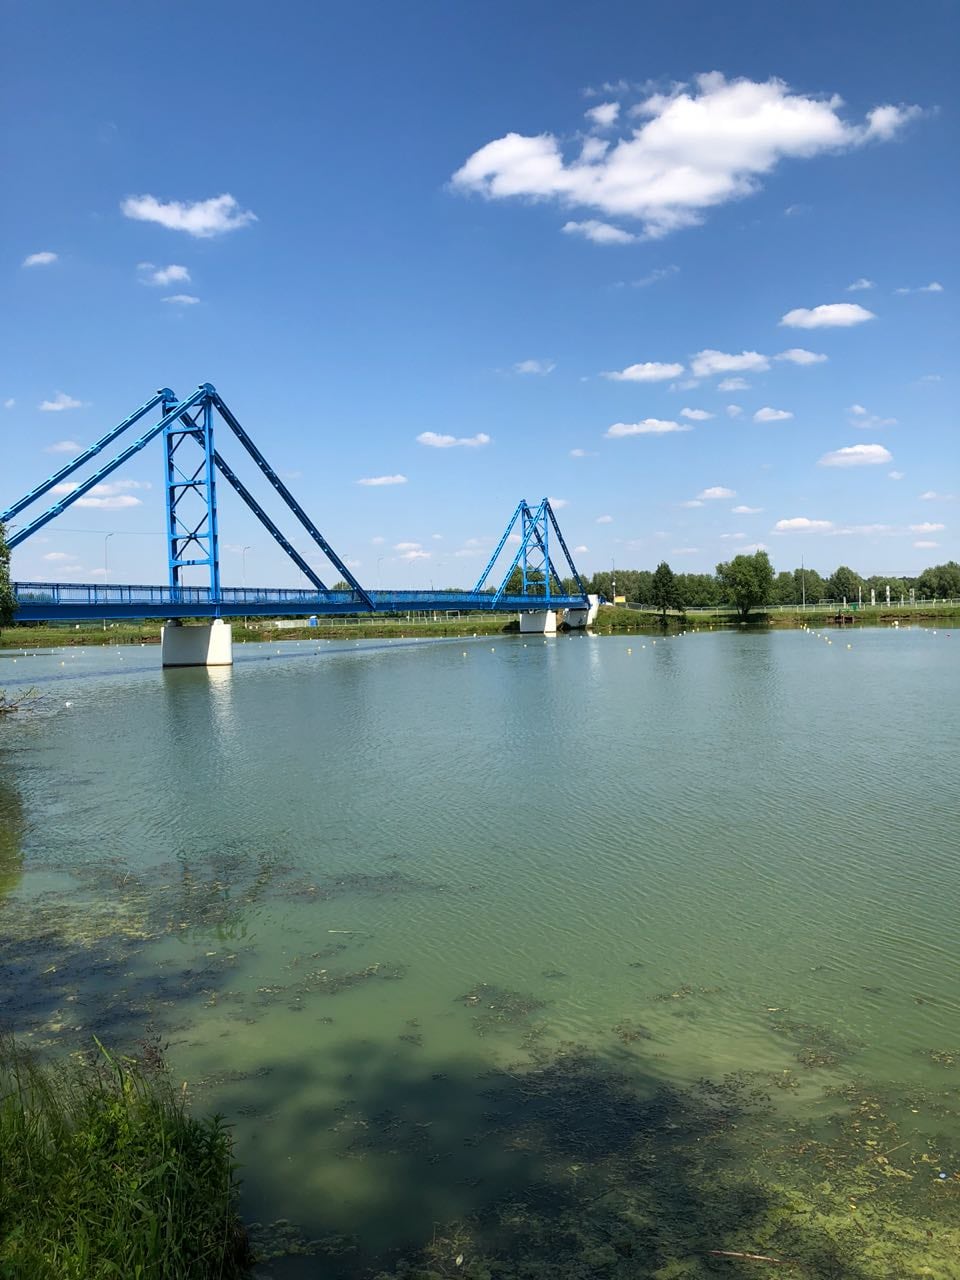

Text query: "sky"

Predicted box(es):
[2, 0, 957, 590]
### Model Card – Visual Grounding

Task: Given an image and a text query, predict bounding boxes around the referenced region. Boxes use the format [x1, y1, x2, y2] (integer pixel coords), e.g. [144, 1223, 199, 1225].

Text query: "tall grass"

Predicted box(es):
[0, 1037, 251, 1279]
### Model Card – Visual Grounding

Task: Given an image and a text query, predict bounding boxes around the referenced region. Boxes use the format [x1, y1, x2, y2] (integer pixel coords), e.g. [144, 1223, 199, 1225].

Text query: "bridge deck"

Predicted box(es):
[11, 582, 589, 622]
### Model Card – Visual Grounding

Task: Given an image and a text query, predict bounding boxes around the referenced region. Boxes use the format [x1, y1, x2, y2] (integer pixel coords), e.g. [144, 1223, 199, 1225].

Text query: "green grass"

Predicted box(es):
[0, 1037, 251, 1279]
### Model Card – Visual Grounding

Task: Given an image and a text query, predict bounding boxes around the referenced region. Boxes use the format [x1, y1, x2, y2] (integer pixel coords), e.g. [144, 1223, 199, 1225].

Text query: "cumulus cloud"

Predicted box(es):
[818, 443, 892, 467]
[416, 431, 491, 448]
[23, 251, 58, 267]
[680, 500, 703, 508]
[452, 74, 919, 241]
[732, 505, 763, 514]
[562, 219, 637, 244]
[774, 517, 834, 532]
[910, 522, 945, 533]
[574, 544, 589, 553]
[602, 361, 684, 382]
[161, 294, 200, 305]
[920, 491, 957, 501]
[44, 440, 81, 454]
[848, 404, 897, 428]
[888, 471, 904, 480]
[847, 278, 875, 291]
[754, 406, 793, 422]
[121, 193, 257, 237]
[570, 448, 596, 458]
[780, 302, 875, 328]
[357, 474, 407, 486]
[691, 349, 769, 376]
[39, 392, 83, 411]
[585, 102, 620, 128]
[43, 551, 77, 562]
[138, 262, 191, 286]
[681, 407, 714, 420]
[776, 347, 828, 364]
[596, 515, 614, 523]
[513, 358, 556, 375]
[697, 486, 736, 500]
[894, 281, 944, 294]
[726, 404, 743, 418]
[50, 479, 148, 510]
[718, 376, 749, 391]
[548, 497, 569, 509]
[605, 419, 689, 437]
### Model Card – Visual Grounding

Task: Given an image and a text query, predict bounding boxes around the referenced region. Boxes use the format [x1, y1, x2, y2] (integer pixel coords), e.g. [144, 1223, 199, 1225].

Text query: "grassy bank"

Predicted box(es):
[0, 1037, 250, 1279]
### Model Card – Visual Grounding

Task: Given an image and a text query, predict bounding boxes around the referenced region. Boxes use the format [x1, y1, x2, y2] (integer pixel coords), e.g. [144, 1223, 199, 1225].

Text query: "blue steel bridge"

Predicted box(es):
[4, 383, 590, 624]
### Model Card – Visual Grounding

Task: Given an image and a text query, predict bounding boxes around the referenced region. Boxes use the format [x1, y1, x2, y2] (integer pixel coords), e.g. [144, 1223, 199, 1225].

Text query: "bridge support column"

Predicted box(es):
[519, 609, 557, 635]
[161, 618, 233, 667]
[563, 594, 600, 629]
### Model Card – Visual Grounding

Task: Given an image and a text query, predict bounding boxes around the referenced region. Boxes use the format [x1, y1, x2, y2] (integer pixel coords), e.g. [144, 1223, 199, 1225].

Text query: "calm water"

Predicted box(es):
[2, 626, 959, 1276]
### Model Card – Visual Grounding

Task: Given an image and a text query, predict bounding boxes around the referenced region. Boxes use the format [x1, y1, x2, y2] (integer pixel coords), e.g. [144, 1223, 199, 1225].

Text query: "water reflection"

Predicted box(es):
[0, 766, 24, 900]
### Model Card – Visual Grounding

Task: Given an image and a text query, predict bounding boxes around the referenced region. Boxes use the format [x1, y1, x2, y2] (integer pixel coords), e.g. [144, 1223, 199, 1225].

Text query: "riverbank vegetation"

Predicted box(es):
[0, 1036, 251, 1279]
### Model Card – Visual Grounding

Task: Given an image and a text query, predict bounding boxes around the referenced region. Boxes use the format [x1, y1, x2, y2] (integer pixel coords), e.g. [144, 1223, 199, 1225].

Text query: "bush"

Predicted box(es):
[0, 1037, 251, 1279]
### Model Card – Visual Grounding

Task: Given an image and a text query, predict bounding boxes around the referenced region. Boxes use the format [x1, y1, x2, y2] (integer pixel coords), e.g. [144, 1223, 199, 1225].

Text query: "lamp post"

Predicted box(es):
[102, 532, 116, 631]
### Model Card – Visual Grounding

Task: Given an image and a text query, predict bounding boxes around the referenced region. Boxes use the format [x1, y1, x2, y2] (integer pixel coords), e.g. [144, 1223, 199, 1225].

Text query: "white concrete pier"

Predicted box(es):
[519, 609, 558, 635]
[160, 618, 234, 667]
[563, 594, 600, 629]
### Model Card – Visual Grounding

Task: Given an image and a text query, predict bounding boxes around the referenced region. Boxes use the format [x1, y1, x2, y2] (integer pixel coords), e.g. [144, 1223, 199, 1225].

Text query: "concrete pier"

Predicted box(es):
[160, 618, 233, 667]
[563, 594, 600, 629]
[519, 609, 557, 635]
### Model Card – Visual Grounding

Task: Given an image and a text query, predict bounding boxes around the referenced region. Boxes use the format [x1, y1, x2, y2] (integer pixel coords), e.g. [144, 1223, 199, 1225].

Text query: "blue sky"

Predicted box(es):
[2, 0, 956, 589]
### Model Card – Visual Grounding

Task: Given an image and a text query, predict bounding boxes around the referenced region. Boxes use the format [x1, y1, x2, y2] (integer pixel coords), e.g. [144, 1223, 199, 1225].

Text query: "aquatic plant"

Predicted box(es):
[459, 983, 548, 1035]
[0, 1036, 251, 1278]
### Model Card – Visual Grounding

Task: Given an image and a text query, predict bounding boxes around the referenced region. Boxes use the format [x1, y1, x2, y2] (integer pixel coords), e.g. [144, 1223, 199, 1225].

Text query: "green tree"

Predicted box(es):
[771, 570, 796, 606]
[716, 550, 774, 620]
[0, 523, 15, 629]
[916, 561, 960, 599]
[827, 565, 863, 602]
[503, 566, 548, 596]
[651, 561, 682, 623]
[795, 567, 826, 605]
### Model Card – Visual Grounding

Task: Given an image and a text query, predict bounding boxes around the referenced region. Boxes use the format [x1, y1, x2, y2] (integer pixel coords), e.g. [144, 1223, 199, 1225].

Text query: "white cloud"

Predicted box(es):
[754, 406, 793, 422]
[919, 374, 942, 383]
[574, 544, 589, 554]
[399, 549, 430, 561]
[719, 532, 746, 540]
[43, 551, 76, 562]
[562, 219, 637, 244]
[39, 392, 83, 411]
[605, 419, 689, 437]
[846, 278, 875, 291]
[691, 349, 769, 376]
[77, 494, 142, 510]
[888, 471, 904, 480]
[513, 358, 556, 375]
[431, 533, 443, 541]
[726, 404, 743, 418]
[44, 440, 81, 454]
[416, 430, 491, 448]
[23, 251, 58, 267]
[776, 347, 828, 365]
[626, 265, 679, 287]
[671, 547, 701, 555]
[818, 443, 892, 467]
[602, 361, 684, 382]
[780, 302, 875, 328]
[585, 102, 620, 128]
[51, 479, 149, 498]
[697, 486, 735, 500]
[920, 491, 956, 501]
[894, 281, 944, 294]
[371, 536, 386, 544]
[914, 540, 939, 548]
[680, 499, 704, 508]
[548, 496, 569, 509]
[848, 404, 896, 428]
[732, 505, 763, 514]
[3, 399, 13, 409]
[452, 74, 919, 241]
[357, 474, 407, 486]
[138, 263, 191, 286]
[596, 515, 613, 523]
[570, 447, 595, 458]
[774, 517, 834, 532]
[162, 293, 200, 305]
[681, 407, 714, 420]
[121, 193, 257, 237]
[393, 542, 422, 552]
[910, 522, 945, 533]
[718, 376, 749, 391]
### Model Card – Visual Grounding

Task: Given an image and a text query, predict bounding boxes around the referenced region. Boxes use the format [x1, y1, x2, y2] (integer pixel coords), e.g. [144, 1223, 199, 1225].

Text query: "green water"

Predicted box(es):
[2, 626, 959, 1277]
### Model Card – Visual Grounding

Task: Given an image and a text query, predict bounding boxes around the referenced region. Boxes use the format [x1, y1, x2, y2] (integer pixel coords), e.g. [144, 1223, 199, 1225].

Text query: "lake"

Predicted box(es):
[2, 625, 959, 1277]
